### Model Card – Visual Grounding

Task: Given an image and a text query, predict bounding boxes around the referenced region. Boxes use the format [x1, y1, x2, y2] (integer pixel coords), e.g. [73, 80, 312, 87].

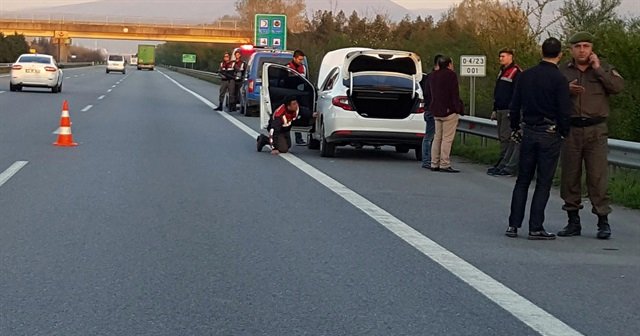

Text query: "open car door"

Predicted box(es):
[260, 63, 316, 132]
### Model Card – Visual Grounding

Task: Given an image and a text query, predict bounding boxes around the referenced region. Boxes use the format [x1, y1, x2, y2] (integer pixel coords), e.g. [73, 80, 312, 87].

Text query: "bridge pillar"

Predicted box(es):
[53, 38, 71, 63]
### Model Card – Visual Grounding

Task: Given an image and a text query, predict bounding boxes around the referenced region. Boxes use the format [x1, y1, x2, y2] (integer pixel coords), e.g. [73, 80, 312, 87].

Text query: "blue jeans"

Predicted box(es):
[422, 113, 435, 167]
[508, 125, 563, 231]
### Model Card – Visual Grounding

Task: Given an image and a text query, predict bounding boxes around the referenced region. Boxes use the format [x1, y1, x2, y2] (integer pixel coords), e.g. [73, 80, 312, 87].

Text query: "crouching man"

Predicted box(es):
[257, 96, 313, 155]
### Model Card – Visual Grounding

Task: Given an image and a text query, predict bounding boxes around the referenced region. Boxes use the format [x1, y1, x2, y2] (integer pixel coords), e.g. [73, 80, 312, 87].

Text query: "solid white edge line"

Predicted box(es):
[0, 161, 28, 188]
[158, 70, 584, 336]
[81, 105, 93, 112]
[97, 95, 105, 100]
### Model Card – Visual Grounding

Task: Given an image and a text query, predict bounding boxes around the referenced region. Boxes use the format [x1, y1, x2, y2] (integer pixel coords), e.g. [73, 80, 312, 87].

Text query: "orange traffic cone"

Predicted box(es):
[53, 100, 78, 147]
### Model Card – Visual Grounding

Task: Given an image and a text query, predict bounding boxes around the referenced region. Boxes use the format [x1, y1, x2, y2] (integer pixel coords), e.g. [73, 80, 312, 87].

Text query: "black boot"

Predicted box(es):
[558, 210, 581, 236]
[597, 215, 611, 239]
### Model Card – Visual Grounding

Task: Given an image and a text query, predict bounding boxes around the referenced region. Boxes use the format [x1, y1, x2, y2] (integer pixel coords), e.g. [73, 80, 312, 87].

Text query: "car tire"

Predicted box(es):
[395, 145, 410, 153]
[51, 84, 59, 93]
[319, 123, 336, 157]
[9, 83, 16, 92]
[58, 83, 63, 93]
[106, 69, 110, 74]
[123, 69, 126, 74]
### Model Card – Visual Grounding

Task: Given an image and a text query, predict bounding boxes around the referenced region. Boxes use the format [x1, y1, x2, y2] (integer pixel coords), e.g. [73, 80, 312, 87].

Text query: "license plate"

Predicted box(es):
[25, 69, 40, 73]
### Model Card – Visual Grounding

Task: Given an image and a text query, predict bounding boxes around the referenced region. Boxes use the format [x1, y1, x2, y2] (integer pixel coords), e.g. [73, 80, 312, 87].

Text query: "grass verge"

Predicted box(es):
[452, 134, 640, 210]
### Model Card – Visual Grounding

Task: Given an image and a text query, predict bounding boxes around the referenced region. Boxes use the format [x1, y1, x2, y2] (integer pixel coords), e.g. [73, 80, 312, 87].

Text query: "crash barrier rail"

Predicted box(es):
[162, 65, 221, 84]
[59, 62, 95, 69]
[159, 66, 640, 170]
[0, 63, 9, 73]
[458, 116, 640, 170]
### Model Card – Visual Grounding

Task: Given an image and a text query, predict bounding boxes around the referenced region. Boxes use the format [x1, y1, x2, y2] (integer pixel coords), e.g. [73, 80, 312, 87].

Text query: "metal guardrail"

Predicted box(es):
[163, 65, 221, 83]
[458, 116, 640, 169]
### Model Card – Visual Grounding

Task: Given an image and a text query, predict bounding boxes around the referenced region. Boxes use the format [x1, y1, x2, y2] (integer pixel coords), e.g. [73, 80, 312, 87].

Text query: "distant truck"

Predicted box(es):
[137, 45, 155, 70]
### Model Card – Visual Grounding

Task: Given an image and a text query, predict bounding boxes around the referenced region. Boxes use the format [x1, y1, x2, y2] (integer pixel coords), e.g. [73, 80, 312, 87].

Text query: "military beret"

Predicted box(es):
[569, 31, 594, 44]
[498, 47, 515, 56]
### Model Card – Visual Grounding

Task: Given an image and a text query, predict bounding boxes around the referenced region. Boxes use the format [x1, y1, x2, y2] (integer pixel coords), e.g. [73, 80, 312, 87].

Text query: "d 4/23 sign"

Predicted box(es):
[460, 55, 486, 77]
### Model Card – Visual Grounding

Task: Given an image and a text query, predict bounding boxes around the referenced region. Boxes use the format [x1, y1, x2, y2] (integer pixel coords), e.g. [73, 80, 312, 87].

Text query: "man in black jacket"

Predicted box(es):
[505, 37, 571, 240]
[488, 48, 522, 176]
[419, 54, 442, 169]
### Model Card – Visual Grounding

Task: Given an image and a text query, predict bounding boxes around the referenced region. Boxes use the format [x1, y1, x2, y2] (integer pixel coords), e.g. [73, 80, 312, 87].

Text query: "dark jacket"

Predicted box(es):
[429, 68, 464, 118]
[269, 104, 312, 134]
[509, 61, 571, 136]
[420, 69, 435, 113]
[218, 60, 235, 81]
[559, 60, 624, 119]
[287, 61, 306, 78]
[493, 63, 521, 110]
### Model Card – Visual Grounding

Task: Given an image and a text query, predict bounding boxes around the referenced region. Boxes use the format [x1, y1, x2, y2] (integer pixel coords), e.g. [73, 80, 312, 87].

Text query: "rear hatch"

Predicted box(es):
[341, 50, 423, 119]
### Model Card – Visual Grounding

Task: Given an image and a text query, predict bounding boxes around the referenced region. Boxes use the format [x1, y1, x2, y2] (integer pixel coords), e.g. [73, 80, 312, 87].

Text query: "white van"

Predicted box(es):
[106, 54, 126, 74]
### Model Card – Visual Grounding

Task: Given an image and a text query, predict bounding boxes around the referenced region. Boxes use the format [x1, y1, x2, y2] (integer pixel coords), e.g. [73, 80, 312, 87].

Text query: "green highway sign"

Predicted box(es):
[182, 54, 197, 64]
[254, 14, 287, 50]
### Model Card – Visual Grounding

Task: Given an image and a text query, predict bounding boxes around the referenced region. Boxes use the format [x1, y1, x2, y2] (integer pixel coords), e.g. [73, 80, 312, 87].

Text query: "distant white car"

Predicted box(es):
[9, 53, 64, 93]
[106, 54, 126, 74]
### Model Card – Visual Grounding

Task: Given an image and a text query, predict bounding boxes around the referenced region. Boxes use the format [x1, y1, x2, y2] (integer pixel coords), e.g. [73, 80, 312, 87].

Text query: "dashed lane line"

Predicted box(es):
[0, 161, 28, 189]
[81, 105, 93, 112]
[158, 69, 585, 336]
[107, 89, 112, 93]
[97, 95, 105, 100]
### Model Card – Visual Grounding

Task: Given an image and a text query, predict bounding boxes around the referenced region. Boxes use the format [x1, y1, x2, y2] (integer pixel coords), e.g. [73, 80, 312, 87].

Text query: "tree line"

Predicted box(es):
[156, 0, 639, 141]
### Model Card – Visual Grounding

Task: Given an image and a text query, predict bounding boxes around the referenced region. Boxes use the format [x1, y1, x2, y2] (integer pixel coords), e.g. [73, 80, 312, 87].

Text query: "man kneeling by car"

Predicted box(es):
[257, 96, 313, 155]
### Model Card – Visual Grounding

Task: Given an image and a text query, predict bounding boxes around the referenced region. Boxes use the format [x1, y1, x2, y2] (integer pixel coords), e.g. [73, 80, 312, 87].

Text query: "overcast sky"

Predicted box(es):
[3, 0, 457, 11]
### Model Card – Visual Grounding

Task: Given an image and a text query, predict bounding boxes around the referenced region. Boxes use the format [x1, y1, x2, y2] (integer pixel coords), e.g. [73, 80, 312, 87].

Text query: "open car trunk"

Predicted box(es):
[350, 89, 417, 119]
[346, 72, 420, 119]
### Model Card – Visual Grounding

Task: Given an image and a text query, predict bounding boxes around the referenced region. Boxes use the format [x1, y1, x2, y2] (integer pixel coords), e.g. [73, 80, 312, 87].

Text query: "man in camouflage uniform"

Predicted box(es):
[558, 31, 624, 239]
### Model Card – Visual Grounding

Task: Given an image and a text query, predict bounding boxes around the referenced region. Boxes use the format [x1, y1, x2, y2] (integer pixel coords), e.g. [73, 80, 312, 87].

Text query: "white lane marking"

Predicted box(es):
[97, 95, 105, 100]
[0, 74, 9, 78]
[52, 127, 61, 134]
[0, 91, 5, 94]
[73, 75, 79, 78]
[81, 105, 93, 112]
[159, 70, 584, 336]
[65, 76, 71, 79]
[111, 85, 116, 88]
[107, 89, 112, 92]
[0, 161, 28, 188]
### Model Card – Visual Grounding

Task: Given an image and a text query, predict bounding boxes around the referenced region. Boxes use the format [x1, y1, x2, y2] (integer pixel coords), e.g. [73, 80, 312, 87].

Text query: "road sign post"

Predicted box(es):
[460, 55, 486, 117]
[182, 53, 196, 69]
[254, 14, 287, 50]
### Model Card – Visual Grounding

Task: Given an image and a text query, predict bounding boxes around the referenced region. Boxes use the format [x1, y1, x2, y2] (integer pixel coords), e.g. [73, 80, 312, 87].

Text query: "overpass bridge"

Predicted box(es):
[0, 16, 253, 61]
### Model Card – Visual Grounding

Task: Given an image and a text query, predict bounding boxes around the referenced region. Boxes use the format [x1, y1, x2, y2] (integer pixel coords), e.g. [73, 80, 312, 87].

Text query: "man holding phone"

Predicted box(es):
[558, 31, 624, 239]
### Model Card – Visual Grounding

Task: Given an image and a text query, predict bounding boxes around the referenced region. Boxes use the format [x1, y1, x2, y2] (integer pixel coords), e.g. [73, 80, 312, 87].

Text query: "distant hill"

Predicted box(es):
[16, 0, 444, 23]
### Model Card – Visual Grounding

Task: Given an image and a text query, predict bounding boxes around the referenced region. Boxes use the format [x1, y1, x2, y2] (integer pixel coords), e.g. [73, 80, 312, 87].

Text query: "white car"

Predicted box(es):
[9, 54, 64, 93]
[106, 55, 126, 74]
[261, 47, 425, 159]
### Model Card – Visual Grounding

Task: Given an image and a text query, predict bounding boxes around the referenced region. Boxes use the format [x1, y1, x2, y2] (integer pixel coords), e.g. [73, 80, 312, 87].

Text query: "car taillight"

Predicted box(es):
[415, 99, 425, 113]
[11, 65, 22, 70]
[332, 96, 353, 111]
[45, 66, 57, 72]
[248, 80, 254, 93]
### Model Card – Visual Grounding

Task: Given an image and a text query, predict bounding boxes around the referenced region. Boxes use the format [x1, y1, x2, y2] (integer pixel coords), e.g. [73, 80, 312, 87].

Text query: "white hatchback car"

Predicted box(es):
[261, 48, 425, 159]
[9, 54, 64, 93]
[106, 54, 126, 74]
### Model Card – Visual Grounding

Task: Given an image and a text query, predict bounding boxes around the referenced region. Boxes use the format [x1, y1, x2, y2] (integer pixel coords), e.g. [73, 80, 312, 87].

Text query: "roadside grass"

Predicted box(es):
[452, 134, 640, 210]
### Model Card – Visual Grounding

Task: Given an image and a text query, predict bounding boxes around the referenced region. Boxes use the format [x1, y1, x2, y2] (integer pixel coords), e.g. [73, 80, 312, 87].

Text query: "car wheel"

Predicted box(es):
[58, 83, 63, 93]
[123, 69, 126, 74]
[9, 83, 16, 92]
[319, 123, 335, 157]
[51, 84, 59, 93]
[395, 145, 410, 154]
[307, 133, 320, 150]
[106, 69, 110, 74]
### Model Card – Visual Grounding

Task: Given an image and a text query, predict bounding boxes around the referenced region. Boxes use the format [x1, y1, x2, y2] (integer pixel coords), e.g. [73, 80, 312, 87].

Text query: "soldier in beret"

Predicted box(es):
[558, 31, 624, 239]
